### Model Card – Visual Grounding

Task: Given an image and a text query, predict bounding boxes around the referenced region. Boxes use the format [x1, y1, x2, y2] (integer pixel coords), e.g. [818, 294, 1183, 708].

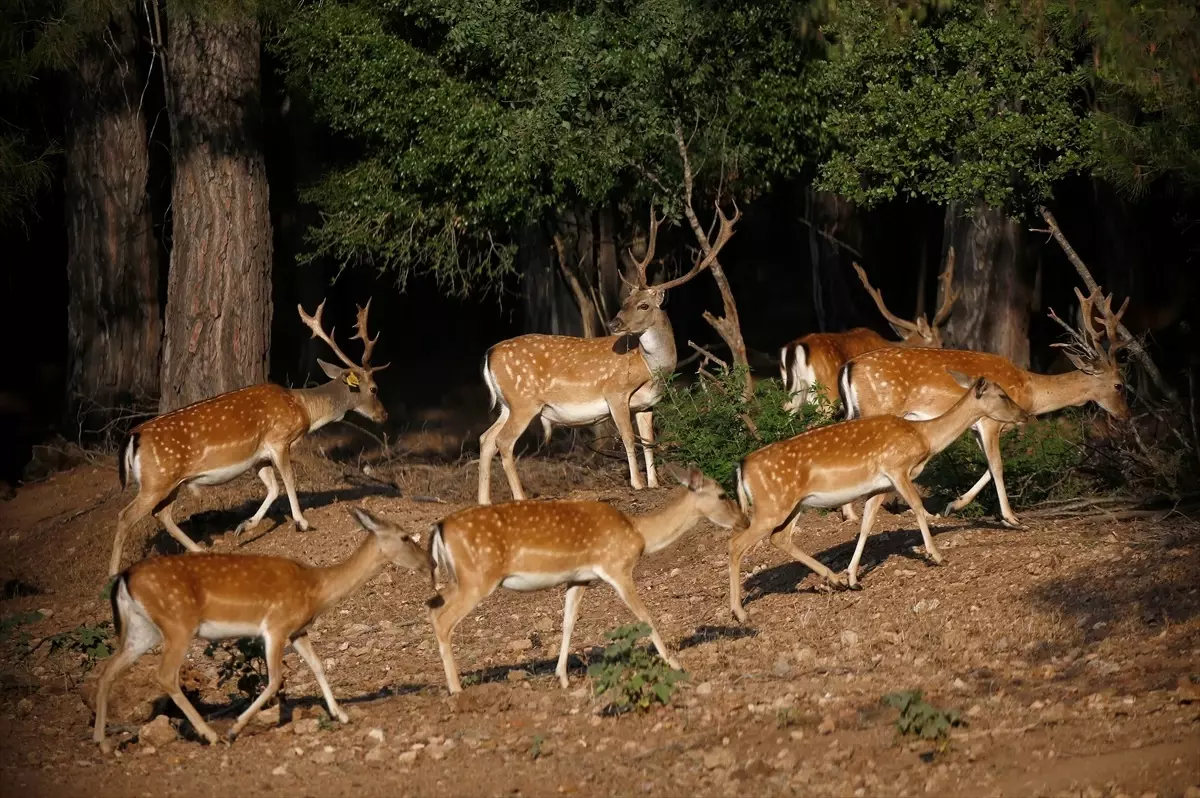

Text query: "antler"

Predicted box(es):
[624, 207, 663, 289]
[1047, 286, 1131, 371]
[932, 246, 958, 328]
[654, 199, 741, 291]
[853, 262, 920, 334]
[297, 300, 361, 370]
[350, 299, 389, 372]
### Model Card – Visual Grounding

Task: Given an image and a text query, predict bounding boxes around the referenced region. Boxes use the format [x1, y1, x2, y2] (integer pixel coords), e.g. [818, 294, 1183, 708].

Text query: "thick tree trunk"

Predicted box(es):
[806, 188, 861, 333]
[159, 12, 272, 411]
[940, 202, 1033, 367]
[64, 9, 161, 436]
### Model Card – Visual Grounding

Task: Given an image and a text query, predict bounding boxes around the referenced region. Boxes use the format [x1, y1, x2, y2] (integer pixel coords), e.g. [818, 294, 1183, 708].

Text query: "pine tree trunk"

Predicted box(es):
[159, 12, 272, 411]
[940, 202, 1032, 367]
[64, 9, 161, 436]
[806, 188, 861, 333]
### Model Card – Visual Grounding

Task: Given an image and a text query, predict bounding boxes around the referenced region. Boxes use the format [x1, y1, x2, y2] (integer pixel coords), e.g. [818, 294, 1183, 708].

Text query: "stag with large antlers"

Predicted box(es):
[110, 301, 389, 576]
[840, 286, 1130, 527]
[478, 203, 741, 504]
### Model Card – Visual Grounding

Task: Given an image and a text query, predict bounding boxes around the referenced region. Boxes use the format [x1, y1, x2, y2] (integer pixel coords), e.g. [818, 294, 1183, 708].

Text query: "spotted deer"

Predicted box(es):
[729, 373, 1028, 622]
[840, 287, 1130, 527]
[110, 300, 389, 576]
[423, 465, 742, 692]
[478, 204, 740, 504]
[93, 507, 428, 747]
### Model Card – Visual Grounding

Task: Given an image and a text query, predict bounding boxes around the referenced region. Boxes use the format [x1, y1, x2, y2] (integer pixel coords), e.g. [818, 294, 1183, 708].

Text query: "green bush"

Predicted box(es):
[882, 689, 964, 744]
[47, 622, 113, 669]
[655, 368, 837, 491]
[587, 624, 686, 713]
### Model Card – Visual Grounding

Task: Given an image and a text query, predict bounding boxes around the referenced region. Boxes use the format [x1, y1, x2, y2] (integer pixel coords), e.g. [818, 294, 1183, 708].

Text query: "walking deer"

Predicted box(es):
[426, 465, 742, 693]
[728, 373, 1028, 622]
[478, 204, 740, 504]
[93, 507, 428, 747]
[110, 300, 388, 575]
[840, 287, 1130, 527]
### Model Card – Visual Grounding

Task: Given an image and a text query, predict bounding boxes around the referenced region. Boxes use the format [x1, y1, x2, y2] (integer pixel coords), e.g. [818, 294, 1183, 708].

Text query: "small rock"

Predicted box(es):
[367, 728, 385, 744]
[272, 764, 288, 776]
[967, 704, 983, 717]
[772, 658, 792, 677]
[138, 715, 177, 748]
[398, 749, 419, 766]
[506, 638, 534, 652]
[912, 598, 941, 614]
[310, 747, 336, 765]
[292, 718, 321, 736]
[16, 698, 33, 716]
[951, 678, 969, 693]
[703, 747, 735, 770]
[818, 716, 836, 735]
[534, 617, 554, 632]
[840, 630, 860, 647]
[507, 669, 529, 682]
[338, 641, 350, 652]
[254, 705, 281, 727]
[36, 608, 53, 618]
[364, 747, 387, 763]
[138, 745, 157, 756]
[789, 730, 805, 742]
[695, 682, 714, 696]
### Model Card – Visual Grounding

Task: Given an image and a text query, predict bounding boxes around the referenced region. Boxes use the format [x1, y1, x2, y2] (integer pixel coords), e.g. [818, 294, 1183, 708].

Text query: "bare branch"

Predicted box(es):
[932, 247, 958, 327]
[852, 262, 919, 334]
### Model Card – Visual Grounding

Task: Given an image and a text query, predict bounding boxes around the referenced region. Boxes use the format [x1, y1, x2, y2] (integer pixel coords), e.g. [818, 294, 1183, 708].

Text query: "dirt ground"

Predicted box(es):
[0, 423, 1197, 798]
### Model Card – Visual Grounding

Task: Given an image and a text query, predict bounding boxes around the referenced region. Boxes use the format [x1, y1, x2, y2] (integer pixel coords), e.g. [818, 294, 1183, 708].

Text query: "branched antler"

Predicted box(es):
[656, 200, 741, 291]
[1047, 286, 1130, 374]
[853, 262, 920, 335]
[932, 247, 958, 328]
[351, 299, 389, 372]
[624, 207, 663, 288]
[298, 299, 388, 372]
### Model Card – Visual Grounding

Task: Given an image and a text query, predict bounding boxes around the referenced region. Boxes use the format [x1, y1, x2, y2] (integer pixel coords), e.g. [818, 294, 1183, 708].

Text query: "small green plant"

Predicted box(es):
[317, 710, 334, 731]
[47, 622, 113, 668]
[529, 733, 546, 760]
[587, 623, 686, 712]
[656, 368, 837, 491]
[204, 637, 267, 699]
[882, 689, 964, 746]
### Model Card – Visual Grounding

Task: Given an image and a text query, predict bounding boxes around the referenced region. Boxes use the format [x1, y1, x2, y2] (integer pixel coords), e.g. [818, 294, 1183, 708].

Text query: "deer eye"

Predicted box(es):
[638, 303, 649, 310]
[370, 386, 378, 396]
[1115, 383, 1124, 394]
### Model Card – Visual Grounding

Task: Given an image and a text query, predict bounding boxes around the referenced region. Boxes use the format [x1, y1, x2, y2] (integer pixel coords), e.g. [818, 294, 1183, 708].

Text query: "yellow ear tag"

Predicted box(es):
[344, 372, 360, 388]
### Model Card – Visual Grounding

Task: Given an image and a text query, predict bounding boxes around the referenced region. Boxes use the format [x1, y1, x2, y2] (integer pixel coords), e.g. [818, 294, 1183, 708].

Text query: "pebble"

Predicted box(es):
[840, 630, 860, 647]
[138, 715, 176, 748]
[16, 698, 33, 716]
[292, 718, 321, 736]
[367, 728, 385, 744]
[310, 747, 336, 765]
[398, 750, 419, 765]
[507, 669, 530, 682]
[818, 716, 836, 735]
[507, 637, 534, 652]
[271, 764, 288, 776]
[695, 682, 714, 696]
[703, 747, 735, 770]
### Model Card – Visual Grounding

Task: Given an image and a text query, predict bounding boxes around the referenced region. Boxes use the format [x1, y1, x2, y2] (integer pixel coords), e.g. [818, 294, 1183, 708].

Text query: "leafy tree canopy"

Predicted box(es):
[275, 0, 824, 294]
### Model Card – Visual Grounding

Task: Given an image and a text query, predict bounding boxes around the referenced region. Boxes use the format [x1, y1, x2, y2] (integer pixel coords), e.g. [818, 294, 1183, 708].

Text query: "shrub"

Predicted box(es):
[587, 623, 686, 712]
[47, 622, 113, 669]
[882, 689, 964, 743]
[655, 368, 837, 491]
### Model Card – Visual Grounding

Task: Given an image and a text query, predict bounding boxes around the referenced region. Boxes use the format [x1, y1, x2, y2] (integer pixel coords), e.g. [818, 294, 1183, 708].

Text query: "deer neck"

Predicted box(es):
[310, 535, 388, 611]
[632, 487, 701, 554]
[909, 390, 987, 456]
[289, 382, 353, 433]
[1026, 370, 1100, 416]
[637, 313, 677, 380]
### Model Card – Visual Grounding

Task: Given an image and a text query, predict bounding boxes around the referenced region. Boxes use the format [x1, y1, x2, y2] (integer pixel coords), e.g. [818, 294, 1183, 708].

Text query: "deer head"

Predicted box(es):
[947, 370, 1031, 426]
[1048, 287, 1131, 420]
[298, 299, 390, 423]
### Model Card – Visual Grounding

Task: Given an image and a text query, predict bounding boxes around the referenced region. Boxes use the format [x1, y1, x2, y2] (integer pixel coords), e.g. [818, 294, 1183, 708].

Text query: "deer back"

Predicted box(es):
[485, 335, 655, 407]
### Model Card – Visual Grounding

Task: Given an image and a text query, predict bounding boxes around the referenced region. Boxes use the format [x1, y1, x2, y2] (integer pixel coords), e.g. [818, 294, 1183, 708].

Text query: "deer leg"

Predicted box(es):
[606, 396, 644, 490]
[635, 411, 659, 489]
[154, 503, 204, 555]
[976, 421, 1020, 528]
[155, 632, 220, 744]
[429, 583, 488, 694]
[556, 585, 586, 689]
[495, 405, 540, 503]
[846, 493, 888, 588]
[235, 467, 279, 536]
[728, 518, 776, 623]
[768, 521, 847, 587]
[271, 448, 310, 531]
[110, 492, 160, 576]
[839, 502, 859, 523]
[539, 417, 554, 450]
[291, 634, 348, 723]
[93, 602, 161, 744]
[597, 567, 679, 671]
[886, 471, 943, 566]
[229, 633, 285, 739]
[478, 406, 508, 505]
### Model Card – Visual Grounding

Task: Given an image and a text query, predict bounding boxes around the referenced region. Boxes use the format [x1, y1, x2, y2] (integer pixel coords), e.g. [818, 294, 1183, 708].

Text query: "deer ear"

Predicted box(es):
[946, 369, 974, 389]
[688, 469, 706, 491]
[350, 506, 381, 532]
[650, 287, 666, 307]
[317, 358, 345, 381]
[665, 463, 689, 486]
[916, 317, 932, 339]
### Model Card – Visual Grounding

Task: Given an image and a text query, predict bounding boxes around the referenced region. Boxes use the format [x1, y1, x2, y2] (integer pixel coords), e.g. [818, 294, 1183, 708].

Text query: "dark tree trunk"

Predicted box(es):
[806, 188, 861, 333]
[63, 9, 161, 436]
[940, 202, 1033, 367]
[159, 12, 272, 411]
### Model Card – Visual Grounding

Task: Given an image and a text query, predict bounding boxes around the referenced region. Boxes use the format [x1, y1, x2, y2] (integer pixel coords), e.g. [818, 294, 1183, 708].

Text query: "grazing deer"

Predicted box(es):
[839, 286, 1130, 527]
[478, 205, 740, 504]
[729, 373, 1028, 622]
[426, 465, 742, 693]
[110, 300, 389, 576]
[779, 253, 957, 523]
[93, 507, 428, 747]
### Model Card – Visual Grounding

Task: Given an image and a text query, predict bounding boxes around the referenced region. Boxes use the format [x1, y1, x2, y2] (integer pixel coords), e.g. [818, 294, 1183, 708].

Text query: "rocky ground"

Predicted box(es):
[0, 427, 1197, 798]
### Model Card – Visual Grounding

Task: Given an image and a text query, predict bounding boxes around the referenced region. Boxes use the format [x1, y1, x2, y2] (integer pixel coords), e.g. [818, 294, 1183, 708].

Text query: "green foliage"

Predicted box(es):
[882, 689, 964, 743]
[273, 0, 822, 291]
[815, 0, 1088, 211]
[920, 412, 1097, 515]
[47, 622, 113, 668]
[204, 638, 268, 699]
[655, 369, 837, 491]
[587, 623, 686, 712]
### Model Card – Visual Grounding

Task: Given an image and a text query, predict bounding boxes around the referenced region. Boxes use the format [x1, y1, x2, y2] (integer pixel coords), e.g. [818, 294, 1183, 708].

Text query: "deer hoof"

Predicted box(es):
[1001, 516, 1023, 529]
[294, 519, 311, 532]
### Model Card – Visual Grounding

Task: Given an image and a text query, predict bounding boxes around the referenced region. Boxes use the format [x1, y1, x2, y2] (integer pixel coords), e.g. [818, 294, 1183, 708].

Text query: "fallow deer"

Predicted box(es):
[93, 507, 428, 747]
[728, 373, 1028, 623]
[426, 465, 742, 693]
[478, 204, 740, 504]
[839, 287, 1130, 527]
[110, 300, 389, 576]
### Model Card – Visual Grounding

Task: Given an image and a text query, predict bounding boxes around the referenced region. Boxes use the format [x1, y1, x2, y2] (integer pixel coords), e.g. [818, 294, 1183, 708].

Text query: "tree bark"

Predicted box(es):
[940, 202, 1033, 367]
[806, 188, 861, 333]
[63, 9, 161, 435]
[158, 11, 272, 411]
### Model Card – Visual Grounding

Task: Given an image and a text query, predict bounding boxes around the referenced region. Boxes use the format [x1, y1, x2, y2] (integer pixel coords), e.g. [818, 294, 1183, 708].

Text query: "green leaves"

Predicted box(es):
[882, 688, 965, 742]
[587, 623, 687, 712]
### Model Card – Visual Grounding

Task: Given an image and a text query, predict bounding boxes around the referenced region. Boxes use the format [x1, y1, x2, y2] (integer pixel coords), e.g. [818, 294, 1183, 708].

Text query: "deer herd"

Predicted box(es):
[91, 208, 1132, 749]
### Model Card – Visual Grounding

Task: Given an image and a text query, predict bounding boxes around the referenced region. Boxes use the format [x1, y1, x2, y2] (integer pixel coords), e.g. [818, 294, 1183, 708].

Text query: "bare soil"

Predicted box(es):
[0, 425, 1197, 798]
